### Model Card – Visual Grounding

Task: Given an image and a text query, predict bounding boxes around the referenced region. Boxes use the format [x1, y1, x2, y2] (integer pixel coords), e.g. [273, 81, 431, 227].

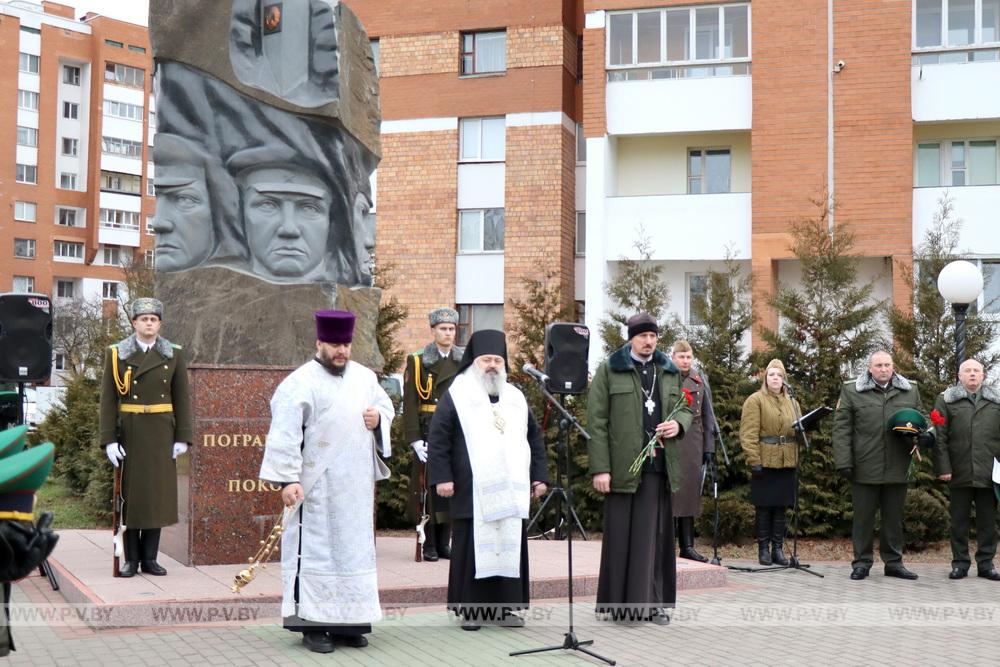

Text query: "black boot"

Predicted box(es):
[677, 517, 708, 562]
[436, 523, 451, 560]
[771, 508, 789, 566]
[139, 529, 167, 576]
[119, 529, 140, 578]
[755, 508, 772, 566]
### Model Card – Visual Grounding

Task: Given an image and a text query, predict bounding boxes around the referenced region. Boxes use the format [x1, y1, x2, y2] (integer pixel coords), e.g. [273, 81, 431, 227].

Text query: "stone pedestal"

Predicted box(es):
[161, 364, 294, 566]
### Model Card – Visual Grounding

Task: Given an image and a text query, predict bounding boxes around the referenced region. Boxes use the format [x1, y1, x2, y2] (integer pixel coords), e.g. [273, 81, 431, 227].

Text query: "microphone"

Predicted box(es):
[782, 378, 796, 395]
[522, 363, 549, 384]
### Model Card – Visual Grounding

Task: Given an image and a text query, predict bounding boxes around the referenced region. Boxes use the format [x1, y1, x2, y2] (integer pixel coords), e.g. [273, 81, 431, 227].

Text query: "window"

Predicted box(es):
[14, 239, 36, 259]
[16, 164, 37, 184]
[688, 148, 732, 194]
[146, 215, 156, 235]
[54, 241, 84, 260]
[146, 177, 155, 196]
[915, 139, 999, 186]
[456, 304, 505, 346]
[102, 281, 120, 300]
[101, 136, 143, 158]
[14, 202, 37, 222]
[105, 39, 123, 48]
[687, 274, 709, 325]
[60, 173, 78, 190]
[62, 137, 79, 157]
[100, 209, 141, 230]
[576, 212, 586, 256]
[915, 0, 1000, 49]
[17, 90, 39, 111]
[103, 99, 143, 121]
[128, 45, 146, 53]
[63, 65, 81, 85]
[576, 123, 586, 163]
[12, 276, 35, 294]
[105, 62, 144, 87]
[19, 53, 40, 74]
[63, 101, 79, 119]
[54, 353, 66, 371]
[102, 245, 128, 266]
[458, 208, 505, 253]
[57, 209, 79, 227]
[983, 260, 1000, 314]
[20, 26, 40, 35]
[144, 249, 156, 268]
[459, 117, 505, 161]
[56, 280, 75, 298]
[100, 171, 142, 195]
[460, 30, 506, 75]
[370, 39, 380, 76]
[17, 126, 38, 147]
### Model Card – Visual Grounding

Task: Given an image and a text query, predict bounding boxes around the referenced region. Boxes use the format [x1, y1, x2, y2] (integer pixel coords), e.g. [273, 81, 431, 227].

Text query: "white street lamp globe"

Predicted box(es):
[937, 260, 984, 304]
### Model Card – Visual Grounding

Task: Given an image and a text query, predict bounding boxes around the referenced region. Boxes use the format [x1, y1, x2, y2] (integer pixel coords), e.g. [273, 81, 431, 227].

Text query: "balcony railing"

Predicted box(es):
[99, 220, 140, 232]
[912, 46, 1000, 65]
[608, 61, 751, 81]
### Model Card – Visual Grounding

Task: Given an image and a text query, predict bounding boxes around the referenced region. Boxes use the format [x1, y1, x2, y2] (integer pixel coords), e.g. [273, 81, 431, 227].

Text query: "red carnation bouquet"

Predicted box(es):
[930, 409, 946, 427]
[629, 388, 695, 492]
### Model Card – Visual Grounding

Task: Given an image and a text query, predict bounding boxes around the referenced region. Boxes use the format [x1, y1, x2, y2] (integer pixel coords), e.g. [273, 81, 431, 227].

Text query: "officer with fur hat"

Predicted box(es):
[99, 298, 193, 578]
[404, 308, 463, 561]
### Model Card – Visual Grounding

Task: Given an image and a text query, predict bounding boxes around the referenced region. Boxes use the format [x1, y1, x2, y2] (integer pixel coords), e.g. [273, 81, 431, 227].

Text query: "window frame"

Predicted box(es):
[103, 99, 144, 122]
[18, 52, 40, 74]
[56, 208, 81, 228]
[104, 62, 145, 88]
[14, 238, 36, 260]
[55, 279, 75, 299]
[102, 281, 121, 300]
[16, 126, 38, 147]
[53, 240, 85, 261]
[101, 135, 144, 158]
[61, 137, 79, 157]
[459, 117, 506, 162]
[100, 170, 142, 195]
[980, 258, 1000, 316]
[17, 90, 39, 111]
[455, 304, 505, 346]
[63, 101, 79, 119]
[63, 64, 81, 85]
[460, 30, 508, 76]
[12, 276, 35, 294]
[16, 164, 38, 185]
[913, 0, 1000, 51]
[687, 146, 733, 194]
[59, 172, 78, 190]
[458, 208, 505, 254]
[913, 137, 1000, 186]
[14, 201, 37, 222]
[686, 273, 710, 325]
[99, 208, 141, 231]
[575, 212, 586, 256]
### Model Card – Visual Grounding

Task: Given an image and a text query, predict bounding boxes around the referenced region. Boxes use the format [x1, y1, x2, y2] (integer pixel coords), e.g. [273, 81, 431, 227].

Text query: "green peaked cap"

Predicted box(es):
[0, 442, 55, 495]
[887, 408, 928, 435]
[0, 426, 29, 460]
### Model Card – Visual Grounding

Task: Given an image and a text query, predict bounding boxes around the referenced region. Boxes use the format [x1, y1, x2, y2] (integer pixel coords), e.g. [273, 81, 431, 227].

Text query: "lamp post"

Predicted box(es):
[937, 260, 984, 379]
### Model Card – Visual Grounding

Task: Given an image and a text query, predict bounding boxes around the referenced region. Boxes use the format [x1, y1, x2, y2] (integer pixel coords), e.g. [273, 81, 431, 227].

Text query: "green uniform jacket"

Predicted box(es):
[403, 344, 462, 524]
[832, 371, 921, 484]
[99, 335, 193, 529]
[587, 344, 693, 494]
[932, 383, 1000, 488]
[739, 388, 800, 468]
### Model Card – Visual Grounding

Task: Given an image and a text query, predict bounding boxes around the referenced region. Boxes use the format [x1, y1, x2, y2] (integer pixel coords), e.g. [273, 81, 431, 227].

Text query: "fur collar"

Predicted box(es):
[943, 383, 1000, 404]
[419, 343, 463, 366]
[855, 371, 912, 393]
[608, 344, 679, 374]
[115, 334, 175, 360]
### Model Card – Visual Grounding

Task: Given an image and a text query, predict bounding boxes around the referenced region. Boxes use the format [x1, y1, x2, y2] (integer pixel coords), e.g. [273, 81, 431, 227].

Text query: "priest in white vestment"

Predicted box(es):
[427, 329, 549, 631]
[259, 309, 394, 654]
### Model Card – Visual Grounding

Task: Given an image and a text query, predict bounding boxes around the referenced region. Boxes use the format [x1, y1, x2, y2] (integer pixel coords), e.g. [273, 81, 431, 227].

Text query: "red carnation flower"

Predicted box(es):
[682, 387, 694, 407]
[930, 409, 946, 427]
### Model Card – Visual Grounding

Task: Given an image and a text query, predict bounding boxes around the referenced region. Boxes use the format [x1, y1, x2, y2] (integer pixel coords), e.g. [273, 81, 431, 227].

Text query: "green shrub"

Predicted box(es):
[903, 487, 949, 551]
[696, 489, 755, 544]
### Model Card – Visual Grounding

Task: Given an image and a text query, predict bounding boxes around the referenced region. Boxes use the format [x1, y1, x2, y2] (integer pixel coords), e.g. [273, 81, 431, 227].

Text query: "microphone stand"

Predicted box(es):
[698, 373, 731, 568]
[511, 377, 614, 666]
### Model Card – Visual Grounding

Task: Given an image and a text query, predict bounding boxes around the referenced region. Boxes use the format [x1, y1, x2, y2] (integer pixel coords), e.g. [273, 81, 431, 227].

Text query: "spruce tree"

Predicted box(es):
[599, 232, 673, 355]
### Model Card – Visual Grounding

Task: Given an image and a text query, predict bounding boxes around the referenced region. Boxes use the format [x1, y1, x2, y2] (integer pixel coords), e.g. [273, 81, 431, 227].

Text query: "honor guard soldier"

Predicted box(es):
[99, 298, 193, 578]
[404, 308, 463, 561]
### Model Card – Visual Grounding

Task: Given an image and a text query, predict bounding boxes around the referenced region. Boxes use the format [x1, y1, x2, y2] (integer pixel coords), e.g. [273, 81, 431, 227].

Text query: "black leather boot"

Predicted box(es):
[119, 529, 140, 578]
[139, 529, 167, 576]
[771, 508, 789, 566]
[436, 523, 451, 560]
[755, 508, 772, 565]
[677, 517, 708, 562]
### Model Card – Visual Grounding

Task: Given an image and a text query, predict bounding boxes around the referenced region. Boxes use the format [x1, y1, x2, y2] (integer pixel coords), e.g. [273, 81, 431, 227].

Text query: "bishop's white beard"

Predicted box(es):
[470, 364, 507, 396]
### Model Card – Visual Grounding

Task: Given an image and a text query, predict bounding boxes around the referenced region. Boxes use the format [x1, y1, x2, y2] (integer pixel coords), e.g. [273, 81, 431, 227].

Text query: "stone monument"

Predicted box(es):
[148, 1, 381, 565]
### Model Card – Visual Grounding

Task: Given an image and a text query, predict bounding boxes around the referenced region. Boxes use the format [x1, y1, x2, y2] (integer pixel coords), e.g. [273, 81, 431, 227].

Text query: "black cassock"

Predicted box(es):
[427, 391, 549, 621]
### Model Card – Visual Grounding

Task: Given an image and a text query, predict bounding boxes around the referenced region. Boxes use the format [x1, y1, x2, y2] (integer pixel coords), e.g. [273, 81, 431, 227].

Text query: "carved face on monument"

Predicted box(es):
[152, 136, 218, 271]
[240, 166, 334, 279]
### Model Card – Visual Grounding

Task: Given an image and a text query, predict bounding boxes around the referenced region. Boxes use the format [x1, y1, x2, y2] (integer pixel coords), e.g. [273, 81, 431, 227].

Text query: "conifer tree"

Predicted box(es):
[599, 231, 673, 355]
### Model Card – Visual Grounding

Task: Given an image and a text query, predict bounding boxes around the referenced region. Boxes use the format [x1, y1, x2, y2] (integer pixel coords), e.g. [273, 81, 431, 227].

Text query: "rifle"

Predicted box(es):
[112, 464, 123, 577]
[415, 462, 430, 562]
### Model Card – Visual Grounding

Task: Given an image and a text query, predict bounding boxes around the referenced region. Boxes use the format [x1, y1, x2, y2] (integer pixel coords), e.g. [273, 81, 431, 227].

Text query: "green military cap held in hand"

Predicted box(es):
[0, 426, 28, 460]
[887, 408, 928, 435]
[0, 442, 54, 521]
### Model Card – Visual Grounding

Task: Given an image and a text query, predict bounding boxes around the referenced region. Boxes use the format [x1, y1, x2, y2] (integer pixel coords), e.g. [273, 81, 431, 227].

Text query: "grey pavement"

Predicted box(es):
[6, 560, 1000, 665]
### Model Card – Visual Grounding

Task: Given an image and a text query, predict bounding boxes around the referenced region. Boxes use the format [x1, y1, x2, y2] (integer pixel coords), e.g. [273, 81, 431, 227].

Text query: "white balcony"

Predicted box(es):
[913, 185, 1000, 252]
[455, 254, 504, 303]
[98, 225, 141, 248]
[606, 76, 752, 136]
[602, 192, 751, 261]
[912, 60, 1000, 122]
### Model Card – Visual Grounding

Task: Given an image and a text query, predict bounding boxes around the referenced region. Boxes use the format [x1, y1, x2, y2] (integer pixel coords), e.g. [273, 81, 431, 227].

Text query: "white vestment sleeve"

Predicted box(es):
[259, 378, 310, 483]
[372, 381, 394, 457]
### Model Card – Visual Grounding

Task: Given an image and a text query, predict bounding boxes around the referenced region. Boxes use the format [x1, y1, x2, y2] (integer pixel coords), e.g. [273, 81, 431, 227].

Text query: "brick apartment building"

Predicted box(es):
[0, 0, 155, 378]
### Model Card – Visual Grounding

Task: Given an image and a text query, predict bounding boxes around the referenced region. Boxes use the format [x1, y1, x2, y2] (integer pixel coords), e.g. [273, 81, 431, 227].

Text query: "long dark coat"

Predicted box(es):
[933, 384, 1000, 488]
[672, 371, 716, 517]
[99, 335, 193, 528]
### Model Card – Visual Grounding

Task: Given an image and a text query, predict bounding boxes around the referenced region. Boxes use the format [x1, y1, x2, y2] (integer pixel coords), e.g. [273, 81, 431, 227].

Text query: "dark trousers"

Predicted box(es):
[850, 482, 907, 570]
[948, 486, 998, 572]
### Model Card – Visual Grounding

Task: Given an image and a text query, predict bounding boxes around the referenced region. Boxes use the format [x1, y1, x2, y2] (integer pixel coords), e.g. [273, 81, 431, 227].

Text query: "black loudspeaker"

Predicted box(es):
[544, 322, 590, 395]
[0, 293, 53, 383]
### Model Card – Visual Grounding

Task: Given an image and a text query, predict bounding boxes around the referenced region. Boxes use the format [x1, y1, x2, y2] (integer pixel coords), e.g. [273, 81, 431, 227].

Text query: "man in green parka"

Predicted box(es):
[99, 298, 193, 578]
[588, 313, 693, 624]
[932, 358, 1000, 581]
[833, 350, 921, 581]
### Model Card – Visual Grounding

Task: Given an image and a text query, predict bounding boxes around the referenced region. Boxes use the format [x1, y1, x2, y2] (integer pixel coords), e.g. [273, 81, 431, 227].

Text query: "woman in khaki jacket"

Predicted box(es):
[740, 359, 799, 566]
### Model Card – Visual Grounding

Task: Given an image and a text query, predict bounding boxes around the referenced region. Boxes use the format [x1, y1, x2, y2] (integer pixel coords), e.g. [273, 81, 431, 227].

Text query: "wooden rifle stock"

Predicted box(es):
[112, 465, 122, 577]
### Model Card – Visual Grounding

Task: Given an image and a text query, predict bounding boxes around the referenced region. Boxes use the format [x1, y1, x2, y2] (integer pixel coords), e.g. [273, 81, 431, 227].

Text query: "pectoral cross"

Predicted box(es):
[645, 398, 655, 415]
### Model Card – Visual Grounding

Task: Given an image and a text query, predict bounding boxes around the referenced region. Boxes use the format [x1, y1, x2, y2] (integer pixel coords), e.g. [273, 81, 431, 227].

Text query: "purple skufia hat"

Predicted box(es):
[315, 310, 355, 343]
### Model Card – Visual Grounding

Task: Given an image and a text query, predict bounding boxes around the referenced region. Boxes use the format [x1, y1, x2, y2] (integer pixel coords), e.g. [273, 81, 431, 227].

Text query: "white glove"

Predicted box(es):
[172, 442, 189, 459]
[105, 443, 124, 467]
[410, 440, 428, 463]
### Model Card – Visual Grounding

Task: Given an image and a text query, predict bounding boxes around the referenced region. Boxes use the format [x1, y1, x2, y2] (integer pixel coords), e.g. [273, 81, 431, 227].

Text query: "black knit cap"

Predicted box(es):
[627, 312, 658, 340]
[457, 329, 508, 374]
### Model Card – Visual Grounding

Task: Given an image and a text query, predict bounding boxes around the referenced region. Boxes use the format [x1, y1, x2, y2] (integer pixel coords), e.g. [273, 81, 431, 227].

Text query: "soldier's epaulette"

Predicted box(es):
[171, 343, 182, 349]
[109, 344, 117, 350]
[410, 349, 424, 357]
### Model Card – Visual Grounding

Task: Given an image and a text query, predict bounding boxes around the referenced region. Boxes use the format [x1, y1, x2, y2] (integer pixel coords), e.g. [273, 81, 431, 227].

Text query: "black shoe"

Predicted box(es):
[337, 635, 368, 648]
[977, 568, 1000, 581]
[949, 567, 968, 580]
[771, 511, 789, 566]
[140, 560, 167, 576]
[679, 547, 709, 563]
[461, 620, 481, 631]
[755, 508, 772, 565]
[771, 545, 789, 567]
[757, 543, 772, 566]
[677, 517, 709, 563]
[119, 561, 139, 578]
[422, 545, 439, 562]
[302, 631, 335, 653]
[850, 567, 869, 580]
[649, 609, 670, 626]
[436, 523, 451, 559]
[884, 565, 918, 580]
[437, 544, 451, 560]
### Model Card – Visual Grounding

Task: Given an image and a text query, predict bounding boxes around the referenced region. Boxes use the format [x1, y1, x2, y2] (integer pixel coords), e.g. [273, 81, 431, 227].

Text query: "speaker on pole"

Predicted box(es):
[0, 293, 53, 383]
[543, 322, 590, 395]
